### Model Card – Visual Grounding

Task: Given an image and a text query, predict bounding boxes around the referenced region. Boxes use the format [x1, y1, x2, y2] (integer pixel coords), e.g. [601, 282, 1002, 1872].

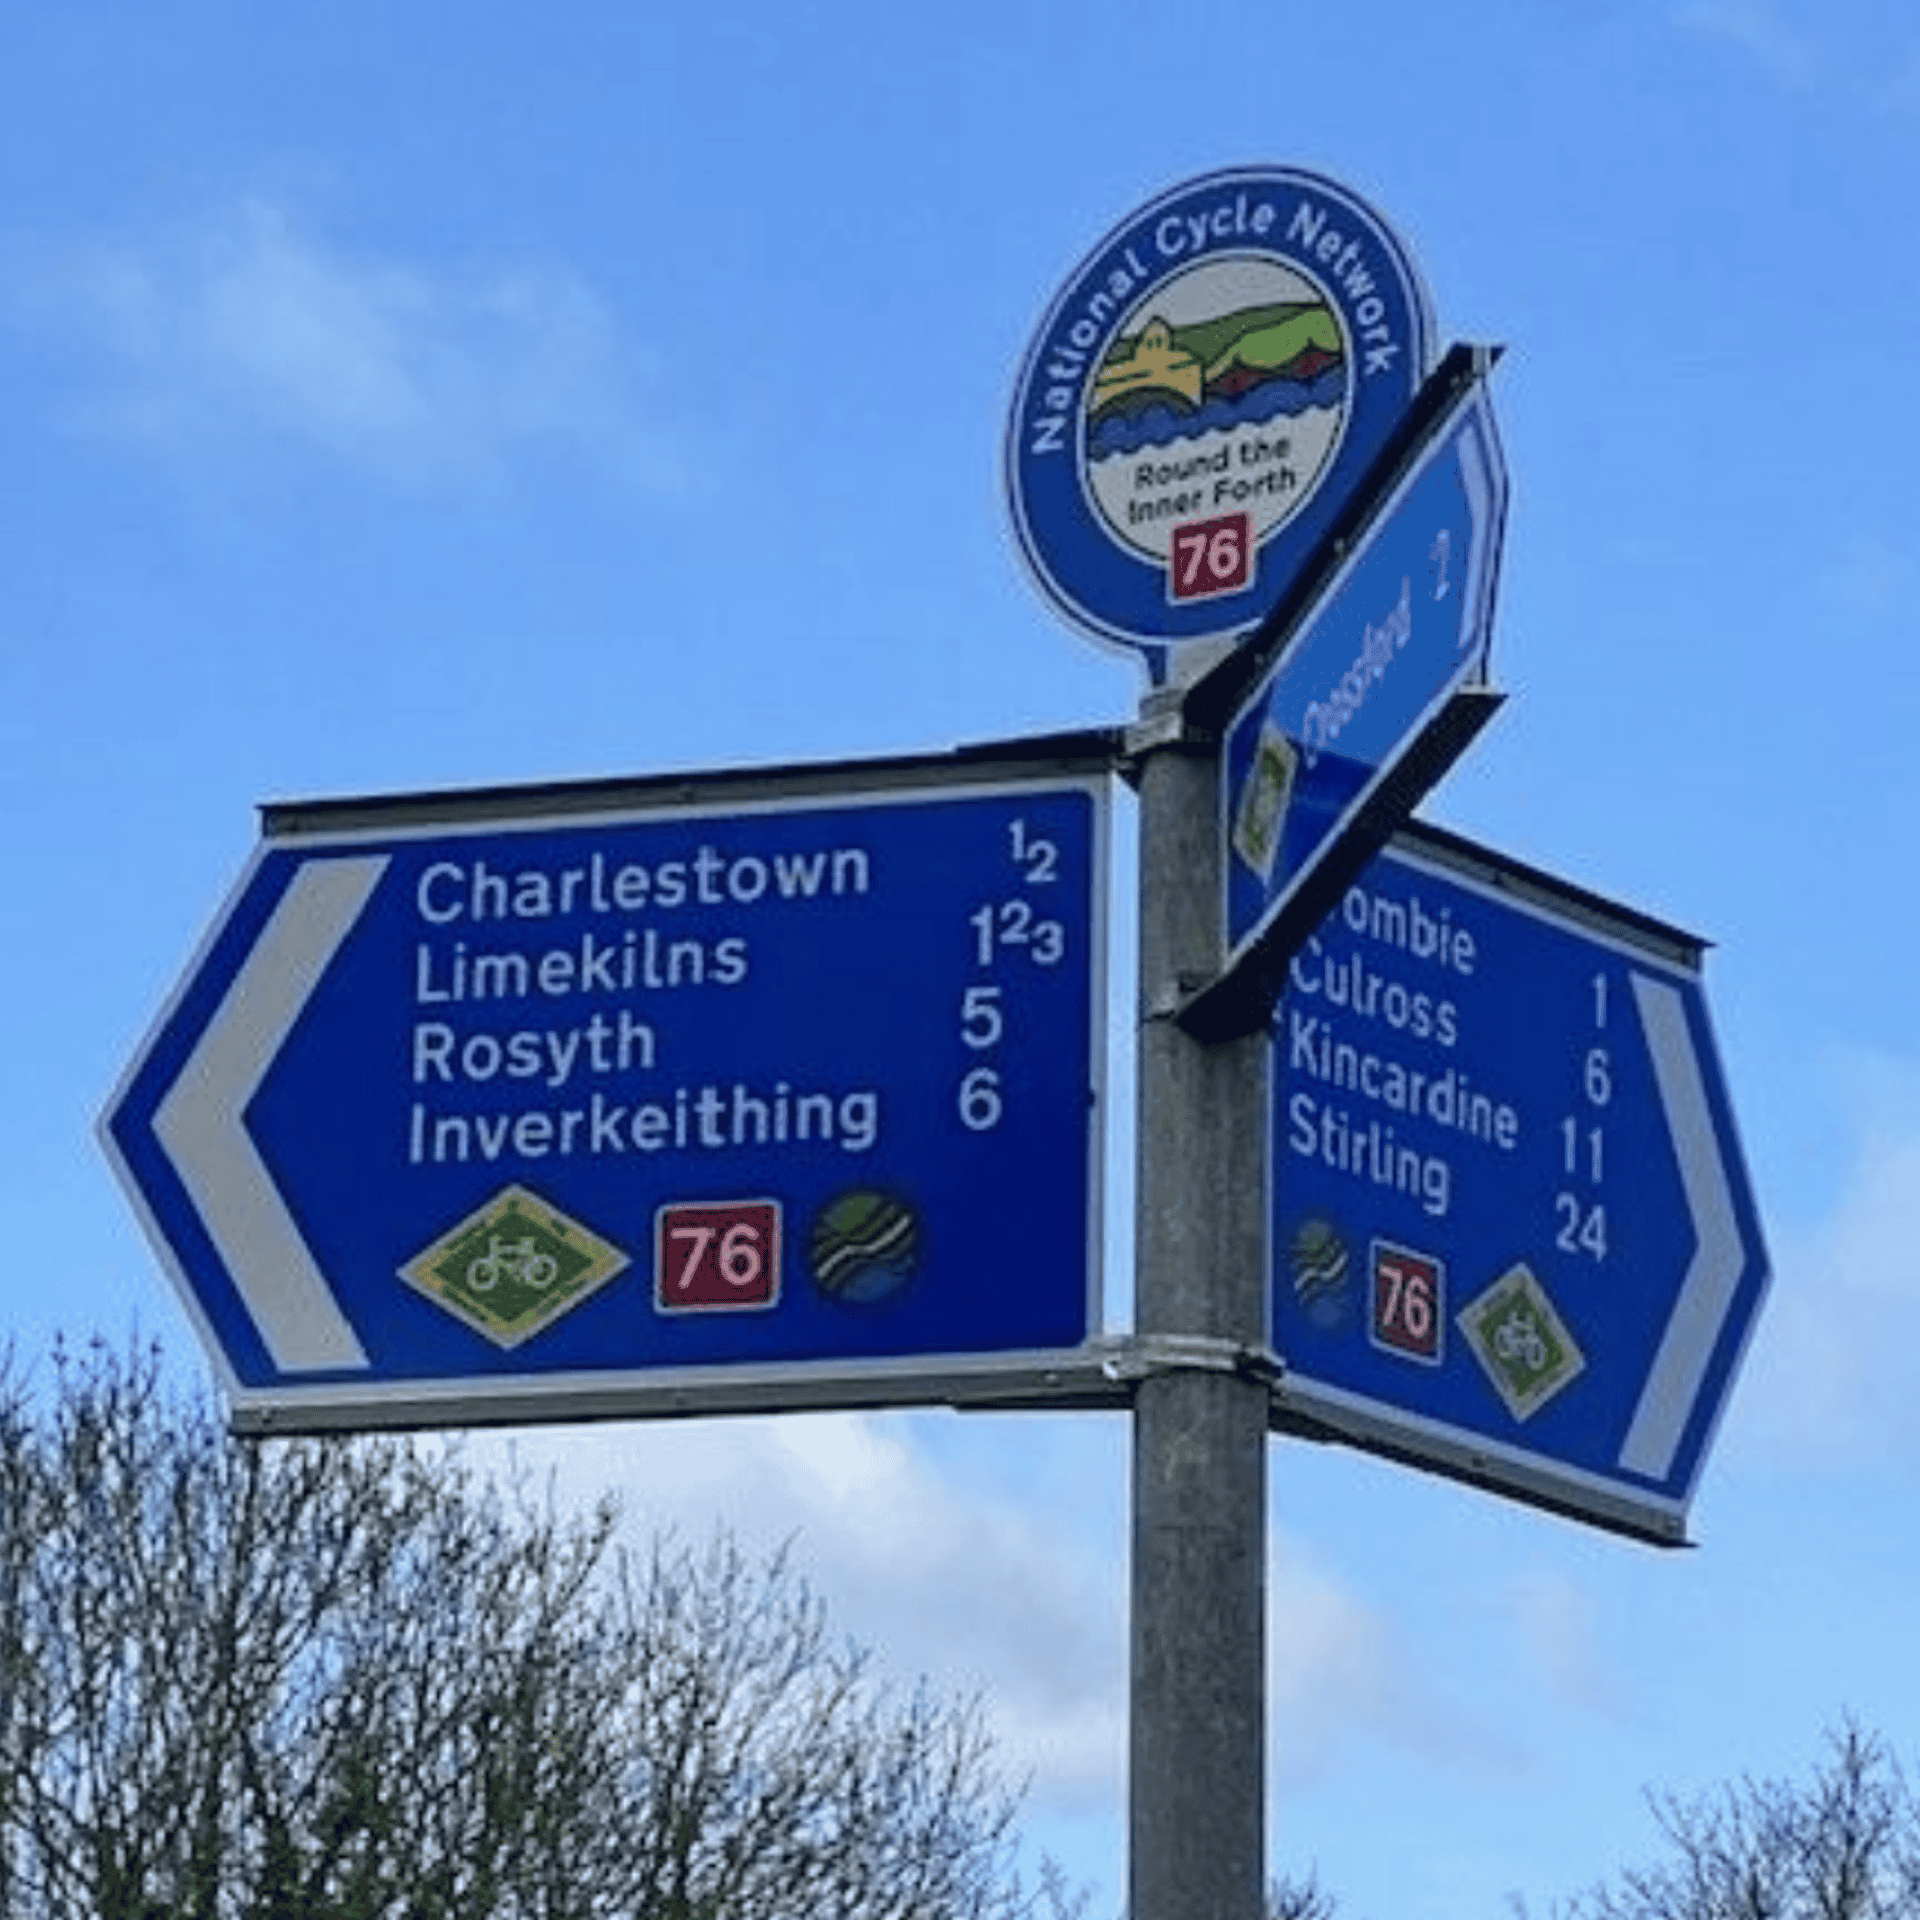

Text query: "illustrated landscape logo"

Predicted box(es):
[401, 1184, 628, 1348]
[1085, 261, 1346, 581]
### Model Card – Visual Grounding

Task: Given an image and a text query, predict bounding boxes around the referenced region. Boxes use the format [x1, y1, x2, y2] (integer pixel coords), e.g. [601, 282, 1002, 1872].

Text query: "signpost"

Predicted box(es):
[100, 163, 1776, 1920]
[1267, 822, 1770, 1542]
[102, 745, 1113, 1433]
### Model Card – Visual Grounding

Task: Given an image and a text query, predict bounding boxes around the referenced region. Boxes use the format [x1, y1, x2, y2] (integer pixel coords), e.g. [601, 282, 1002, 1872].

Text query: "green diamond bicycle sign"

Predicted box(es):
[401, 1184, 628, 1349]
[1458, 1262, 1585, 1421]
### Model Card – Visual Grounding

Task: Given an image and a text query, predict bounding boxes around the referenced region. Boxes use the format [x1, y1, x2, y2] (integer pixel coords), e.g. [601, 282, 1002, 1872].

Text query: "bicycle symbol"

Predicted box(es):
[1492, 1307, 1548, 1373]
[466, 1235, 558, 1294]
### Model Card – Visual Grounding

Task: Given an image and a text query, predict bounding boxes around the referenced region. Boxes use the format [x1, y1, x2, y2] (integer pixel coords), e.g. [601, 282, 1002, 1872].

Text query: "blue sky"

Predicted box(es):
[7, 2, 1920, 1915]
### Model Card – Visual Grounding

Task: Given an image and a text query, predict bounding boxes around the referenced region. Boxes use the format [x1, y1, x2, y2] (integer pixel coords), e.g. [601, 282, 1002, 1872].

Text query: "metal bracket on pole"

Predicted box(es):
[1119, 686, 1217, 783]
[1100, 1333, 1282, 1390]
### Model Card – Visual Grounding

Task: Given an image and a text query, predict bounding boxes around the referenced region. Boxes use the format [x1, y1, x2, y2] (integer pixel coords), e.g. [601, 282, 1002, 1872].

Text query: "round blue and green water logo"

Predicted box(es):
[1005, 166, 1435, 678]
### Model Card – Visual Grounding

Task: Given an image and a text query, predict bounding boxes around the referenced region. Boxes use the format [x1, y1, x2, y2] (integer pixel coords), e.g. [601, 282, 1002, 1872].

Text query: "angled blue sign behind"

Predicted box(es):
[1269, 827, 1769, 1543]
[1222, 378, 1507, 974]
[103, 761, 1108, 1431]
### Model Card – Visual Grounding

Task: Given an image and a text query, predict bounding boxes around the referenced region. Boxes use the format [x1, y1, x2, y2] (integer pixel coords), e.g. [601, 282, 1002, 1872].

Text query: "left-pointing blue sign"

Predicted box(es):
[102, 758, 1108, 1432]
[1221, 377, 1507, 976]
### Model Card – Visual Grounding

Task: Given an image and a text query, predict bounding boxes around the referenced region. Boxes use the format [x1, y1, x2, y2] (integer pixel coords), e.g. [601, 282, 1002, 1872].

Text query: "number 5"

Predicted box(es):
[961, 984, 1004, 1050]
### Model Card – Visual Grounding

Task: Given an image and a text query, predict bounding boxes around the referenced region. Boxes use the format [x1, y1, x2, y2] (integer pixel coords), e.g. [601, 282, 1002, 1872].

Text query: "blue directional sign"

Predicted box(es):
[1268, 825, 1769, 1543]
[103, 757, 1108, 1432]
[1221, 377, 1507, 979]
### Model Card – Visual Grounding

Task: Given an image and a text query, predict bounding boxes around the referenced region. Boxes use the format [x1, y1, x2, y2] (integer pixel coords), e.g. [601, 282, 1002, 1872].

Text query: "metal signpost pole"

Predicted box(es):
[1129, 688, 1270, 1920]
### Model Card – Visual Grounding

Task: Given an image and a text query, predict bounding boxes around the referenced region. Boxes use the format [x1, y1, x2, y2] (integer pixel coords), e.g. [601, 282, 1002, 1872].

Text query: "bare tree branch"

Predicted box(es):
[0, 1340, 1078, 1920]
[1554, 1718, 1920, 1920]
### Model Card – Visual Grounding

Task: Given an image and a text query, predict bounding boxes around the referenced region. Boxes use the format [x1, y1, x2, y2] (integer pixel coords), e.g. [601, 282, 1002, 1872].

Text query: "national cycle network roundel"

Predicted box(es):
[1004, 165, 1435, 677]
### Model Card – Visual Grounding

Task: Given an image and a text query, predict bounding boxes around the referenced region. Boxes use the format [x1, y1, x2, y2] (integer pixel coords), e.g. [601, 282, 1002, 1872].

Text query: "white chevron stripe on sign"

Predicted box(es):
[153, 857, 387, 1373]
[1618, 972, 1746, 1481]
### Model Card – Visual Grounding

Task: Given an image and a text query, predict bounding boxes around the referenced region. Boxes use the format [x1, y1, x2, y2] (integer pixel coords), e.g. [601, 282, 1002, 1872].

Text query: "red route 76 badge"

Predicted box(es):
[1170, 512, 1254, 602]
[655, 1199, 781, 1313]
[1370, 1239, 1443, 1364]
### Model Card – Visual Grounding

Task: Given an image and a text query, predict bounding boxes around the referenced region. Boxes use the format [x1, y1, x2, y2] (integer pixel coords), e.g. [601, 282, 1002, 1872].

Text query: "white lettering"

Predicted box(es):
[1287, 1089, 1452, 1218]
[406, 1082, 881, 1165]
[411, 1010, 658, 1091]
[1300, 576, 1414, 767]
[413, 845, 870, 926]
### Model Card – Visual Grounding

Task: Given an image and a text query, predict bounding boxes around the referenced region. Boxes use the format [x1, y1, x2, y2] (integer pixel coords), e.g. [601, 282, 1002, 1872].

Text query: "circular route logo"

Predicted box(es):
[1005, 166, 1434, 676]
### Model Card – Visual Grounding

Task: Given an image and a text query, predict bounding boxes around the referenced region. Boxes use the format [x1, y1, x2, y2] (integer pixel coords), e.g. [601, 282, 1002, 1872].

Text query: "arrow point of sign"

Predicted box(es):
[1454, 389, 1508, 668]
[153, 857, 387, 1374]
[1618, 973, 1751, 1483]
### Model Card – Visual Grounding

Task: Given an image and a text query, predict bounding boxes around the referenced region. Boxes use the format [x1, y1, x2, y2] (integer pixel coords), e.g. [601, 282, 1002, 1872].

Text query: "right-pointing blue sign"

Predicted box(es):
[1269, 824, 1770, 1544]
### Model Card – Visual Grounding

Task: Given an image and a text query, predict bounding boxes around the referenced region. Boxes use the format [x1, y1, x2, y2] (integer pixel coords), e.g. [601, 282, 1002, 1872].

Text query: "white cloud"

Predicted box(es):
[12, 196, 678, 496]
[497, 1406, 1484, 1824]
[1729, 1050, 1920, 1460]
[1508, 1568, 1620, 1717]
[1673, 0, 1821, 86]
[1673, 0, 1920, 117]
[499, 1411, 1129, 1812]
[1828, 528, 1915, 621]
[1267, 1537, 1401, 1785]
